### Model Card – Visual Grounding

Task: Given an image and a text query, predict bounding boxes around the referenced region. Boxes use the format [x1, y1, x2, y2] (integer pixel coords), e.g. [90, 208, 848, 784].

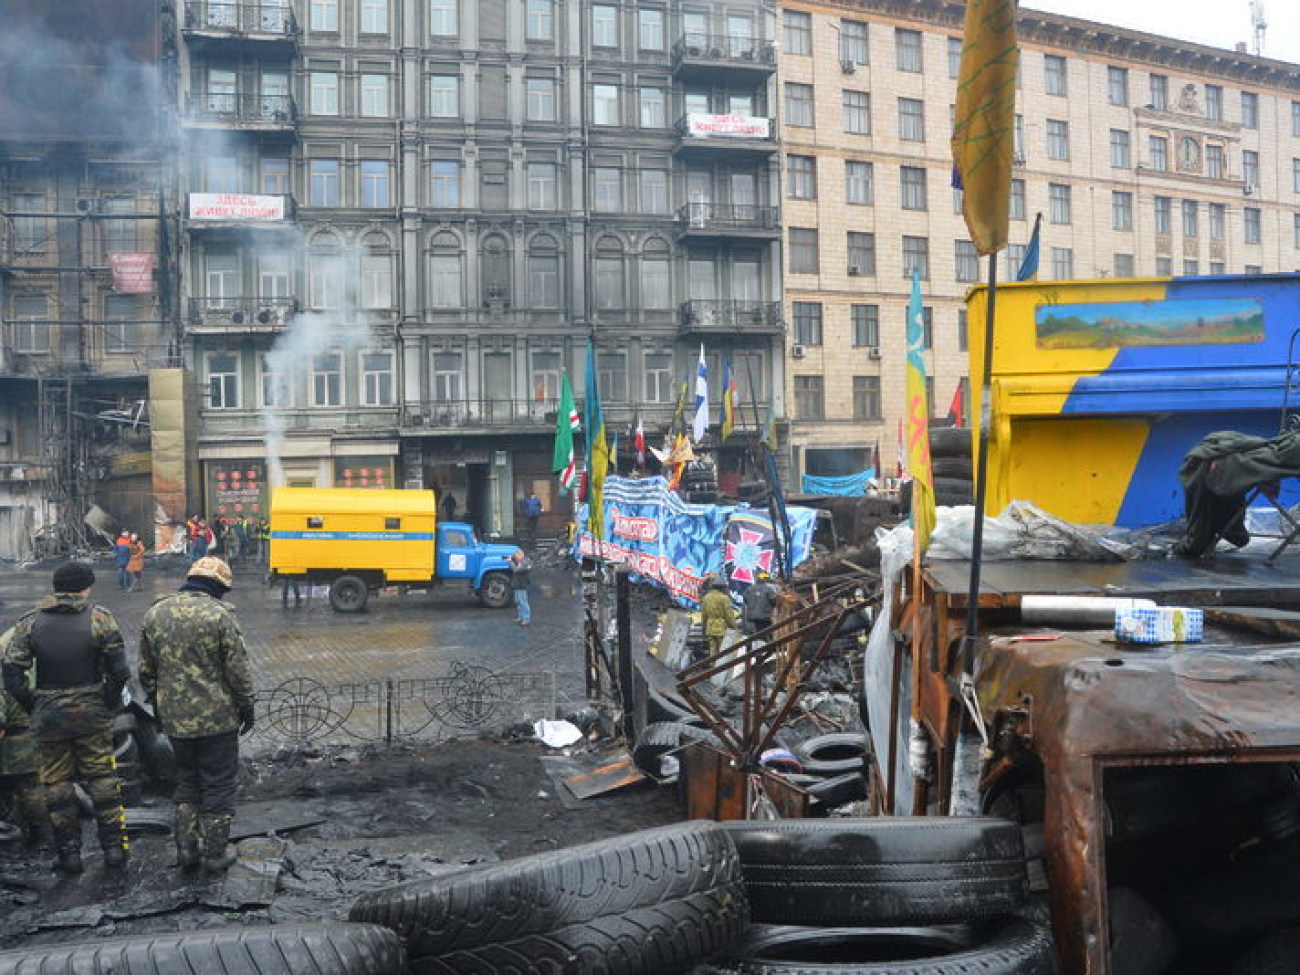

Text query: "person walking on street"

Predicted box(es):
[742, 571, 778, 635]
[113, 531, 131, 590]
[1, 563, 130, 875]
[510, 548, 533, 626]
[522, 492, 542, 540]
[441, 491, 458, 523]
[127, 533, 146, 592]
[139, 556, 254, 874]
[700, 576, 738, 658]
[188, 516, 213, 564]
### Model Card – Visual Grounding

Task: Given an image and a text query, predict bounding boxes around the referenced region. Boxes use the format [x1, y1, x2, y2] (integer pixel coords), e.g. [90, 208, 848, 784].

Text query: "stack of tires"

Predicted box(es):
[683, 460, 720, 505]
[928, 427, 975, 507]
[347, 817, 1055, 974]
[790, 732, 872, 813]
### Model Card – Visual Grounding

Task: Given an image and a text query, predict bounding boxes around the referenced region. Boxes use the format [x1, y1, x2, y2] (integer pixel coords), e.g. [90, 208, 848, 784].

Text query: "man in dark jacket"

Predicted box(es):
[2, 562, 130, 874]
[139, 556, 254, 873]
[742, 571, 778, 635]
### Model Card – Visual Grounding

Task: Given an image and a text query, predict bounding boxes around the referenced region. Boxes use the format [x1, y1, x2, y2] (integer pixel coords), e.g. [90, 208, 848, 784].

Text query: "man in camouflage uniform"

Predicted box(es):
[139, 556, 254, 873]
[0, 627, 49, 851]
[2, 562, 130, 874]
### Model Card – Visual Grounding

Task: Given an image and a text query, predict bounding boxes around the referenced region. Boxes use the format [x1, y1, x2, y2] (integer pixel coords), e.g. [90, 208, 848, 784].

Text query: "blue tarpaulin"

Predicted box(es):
[801, 470, 876, 496]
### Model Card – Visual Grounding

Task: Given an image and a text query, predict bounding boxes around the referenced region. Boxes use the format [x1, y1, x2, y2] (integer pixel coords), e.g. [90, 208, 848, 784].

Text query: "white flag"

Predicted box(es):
[692, 344, 710, 442]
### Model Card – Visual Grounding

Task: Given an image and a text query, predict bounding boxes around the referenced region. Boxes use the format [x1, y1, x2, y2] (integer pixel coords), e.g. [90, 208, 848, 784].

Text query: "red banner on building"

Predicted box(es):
[109, 253, 154, 293]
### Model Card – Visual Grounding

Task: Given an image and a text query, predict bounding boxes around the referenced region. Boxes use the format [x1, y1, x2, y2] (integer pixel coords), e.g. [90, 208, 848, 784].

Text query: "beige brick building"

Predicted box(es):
[778, 0, 1300, 483]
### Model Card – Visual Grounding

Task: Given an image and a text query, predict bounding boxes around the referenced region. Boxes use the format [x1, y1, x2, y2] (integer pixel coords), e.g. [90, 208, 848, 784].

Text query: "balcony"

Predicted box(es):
[673, 114, 777, 157]
[401, 399, 557, 431]
[677, 203, 779, 241]
[182, 2, 299, 49]
[672, 32, 776, 81]
[680, 300, 783, 335]
[188, 297, 296, 333]
[184, 92, 297, 131]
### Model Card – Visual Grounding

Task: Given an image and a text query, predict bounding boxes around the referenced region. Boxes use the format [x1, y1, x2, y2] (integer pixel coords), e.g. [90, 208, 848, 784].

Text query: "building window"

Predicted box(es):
[428, 249, 462, 308]
[592, 84, 619, 124]
[593, 167, 622, 212]
[1183, 259, 1199, 276]
[1149, 135, 1168, 172]
[260, 158, 290, 195]
[526, 0, 554, 40]
[852, 304, 880, 347]
[644, 353, 673, 402]
[429, 0, 457, 36]
[1154, 196, 1172, 235]
[1206, 85, 1223, 121]
[848, 232, 876, 275]
[101, 196, 137, 255]
[1293, 100, 1300, 137]
[1245, 264, 1262, 275]
[362, 352, 394, 406]
[639, 170, 668, 214]
[640, 246, 671, 309]
[902, 235, 929, 279]
[794, 376, 824, 420]
[1209, 203, 1226, 240]
[955, 240, 979, 282]
[789, 228, 819, 273]
[310, 0, 338, 31]
[309, 159, 340, 206]
[1112, 191, 1133, 231]
[594, 244, 625, 310]
[310, 71, 339, 114]
[1293, 158, 1300, 194]
[1010, 179, 1025, 221]
[260, 355, 291, 408]
[1014, 114, 1025, 158]
[639, 86, 666, 127]
[638, 8, 664, 50]
[785, 83, 813, 127]
[845, 160, 873, 204]
[1009, 245, 1028, 271]
[1044, 55, 1067, 96]
[1182, 200, 1199, 237]
[311, 353, 343, 406]
[900, 166, 928, 211]
[1206, 144, 1224, 180]
[1108, 66, 1129, 106]
[1149, 73, 1168, 111]
[525, 239, 561, 309]
[1046, 120, 1069, 160]
[1110, 129, 1131, 168]
[1241, 91, 1258, 129]
[1114, 253, 1135, 278]
[432, 352, 462, 401]
[596, 352, 628, 404]
[958, 308, 969, 351]
[843, 90, 870, 134]
[429, 160, 460, 206]
[787, 155, 816, 199]
[360, 161, 390, 208]
[1243, 150, 1259, 188]
[1244, 207, 1261, 244]
[1048, 183, 1072, 225]
[1294, 213, 1300, 250]
[526, 162, 557, 210]
[590, 4, 617, 46]
[526, 77, 557, 121]
[898, 97, 925, 141]
[207, 353, 240, 409]
[1210, 261, 1226, 274]
[842, 20, 869, 63]
[360, 0, 388, 33]
[853, 376, 882, 420]
[784, 10, 811, 55]
[101, 294, 137, 353]
[1155, 256, 1172, 275]
[1050, 247, 1074, 280]
[895, 28, 922, 72]
[428, 75, 459, 117]
[792, 302, 823, 345]
[360, 74, 389, 116]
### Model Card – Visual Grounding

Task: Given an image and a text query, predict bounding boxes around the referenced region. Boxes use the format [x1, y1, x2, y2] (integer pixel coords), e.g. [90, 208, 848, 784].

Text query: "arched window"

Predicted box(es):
[361, 230, 394, 310]
[307, 229, 344, 310]
[594, 236, 624, 311]
[480, 233, 512, 306]
[526, 234, 561, 309]
[640, 237, 672, 310]
[428, 230, 463, 309]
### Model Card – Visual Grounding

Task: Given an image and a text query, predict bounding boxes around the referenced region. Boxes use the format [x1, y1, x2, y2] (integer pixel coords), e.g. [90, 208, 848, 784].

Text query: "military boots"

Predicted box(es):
[175, 803, 202, 870]
[52, 827, 83, 876]
[96, 805, 129, 870]
[200, 813, 237, 873]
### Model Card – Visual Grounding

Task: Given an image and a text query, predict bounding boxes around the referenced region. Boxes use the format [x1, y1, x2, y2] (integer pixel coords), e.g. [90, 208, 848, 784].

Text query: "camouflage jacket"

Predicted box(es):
[0, 626, 37, 774]
[700, 588, 738, 637]
[2, 596, 127, 742]
[139, 590, 255, 739]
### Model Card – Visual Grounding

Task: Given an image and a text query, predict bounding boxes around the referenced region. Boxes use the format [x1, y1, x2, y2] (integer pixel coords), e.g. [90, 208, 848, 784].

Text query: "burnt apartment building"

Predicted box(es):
[176, 0, 785, 537]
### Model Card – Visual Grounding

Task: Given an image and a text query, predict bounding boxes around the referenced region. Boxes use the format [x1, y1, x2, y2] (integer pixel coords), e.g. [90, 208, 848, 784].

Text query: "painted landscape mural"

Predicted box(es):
[1035, 296, 1264, 349]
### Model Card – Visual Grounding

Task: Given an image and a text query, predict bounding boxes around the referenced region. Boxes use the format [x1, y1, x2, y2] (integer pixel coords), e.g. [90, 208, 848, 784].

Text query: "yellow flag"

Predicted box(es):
[952, 0, 1019, 256]
[905, 270, 936, 555]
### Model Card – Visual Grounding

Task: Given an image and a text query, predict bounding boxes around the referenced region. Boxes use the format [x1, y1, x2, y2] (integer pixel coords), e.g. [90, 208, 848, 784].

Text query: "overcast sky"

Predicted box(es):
[1025, 0, 1300, 67]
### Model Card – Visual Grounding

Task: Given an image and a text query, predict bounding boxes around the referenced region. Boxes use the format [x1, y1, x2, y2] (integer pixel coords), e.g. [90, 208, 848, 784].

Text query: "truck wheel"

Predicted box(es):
[329, 575, 369, 613]
[478, 571, 512, 609]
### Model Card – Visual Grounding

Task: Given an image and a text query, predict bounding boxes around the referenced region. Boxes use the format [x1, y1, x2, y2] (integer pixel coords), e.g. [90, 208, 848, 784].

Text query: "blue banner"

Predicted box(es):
[577, 476, 818, 608]
[801, 470, 876, 496]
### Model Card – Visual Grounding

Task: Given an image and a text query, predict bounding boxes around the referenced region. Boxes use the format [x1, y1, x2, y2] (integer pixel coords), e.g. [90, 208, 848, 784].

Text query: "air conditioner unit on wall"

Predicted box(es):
[841, 60, 855, 74]
[848, 265, 862, 276]
[868, 347, 883, 360]
[791, 344, 806, 359]
[1243, 183, 1256, 196]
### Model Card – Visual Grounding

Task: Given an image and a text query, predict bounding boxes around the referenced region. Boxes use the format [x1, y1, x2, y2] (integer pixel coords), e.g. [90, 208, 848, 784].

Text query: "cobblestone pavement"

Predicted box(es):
[0, 553, 588, 747]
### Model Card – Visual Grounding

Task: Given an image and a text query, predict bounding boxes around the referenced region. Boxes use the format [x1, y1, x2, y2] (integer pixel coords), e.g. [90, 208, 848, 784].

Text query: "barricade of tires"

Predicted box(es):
[902, 428, 976, 515]
[347, 817, 1056, 974]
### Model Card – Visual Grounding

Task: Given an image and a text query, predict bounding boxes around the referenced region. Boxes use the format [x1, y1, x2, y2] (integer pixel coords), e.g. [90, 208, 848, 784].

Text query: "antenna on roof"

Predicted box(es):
[1249, 0, 1267, 56]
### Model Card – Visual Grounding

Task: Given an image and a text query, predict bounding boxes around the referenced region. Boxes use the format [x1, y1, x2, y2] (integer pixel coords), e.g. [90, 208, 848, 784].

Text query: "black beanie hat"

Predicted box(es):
[53, 562, 95, 593]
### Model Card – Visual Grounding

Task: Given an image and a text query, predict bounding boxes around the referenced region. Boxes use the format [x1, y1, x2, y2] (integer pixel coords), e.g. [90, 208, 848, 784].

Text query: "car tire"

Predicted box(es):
[929, 427, 973, 458]
[805, 771, 870, 810]
[349, 821, 749, 973]
[717, 818, 1027, 927]
[795, 733, 871, 777]
[329, 575, 369, 613]
[932, 478, 974, 503]
[477, 571, 513, 609]
[0, 922, 405, 975]
[133, 719, 177, 796]
[631, 721, 718, 777]
[932, 456, 974, 479]
[704, 917, 1055, 974]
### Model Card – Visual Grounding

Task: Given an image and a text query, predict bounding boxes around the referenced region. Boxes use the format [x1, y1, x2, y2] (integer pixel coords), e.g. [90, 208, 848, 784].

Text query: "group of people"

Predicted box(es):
[112, 530, 147, 592]
[0, 556, 254, 877]
[186, 515, 270, 565]
[699, 572, 779, 657]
